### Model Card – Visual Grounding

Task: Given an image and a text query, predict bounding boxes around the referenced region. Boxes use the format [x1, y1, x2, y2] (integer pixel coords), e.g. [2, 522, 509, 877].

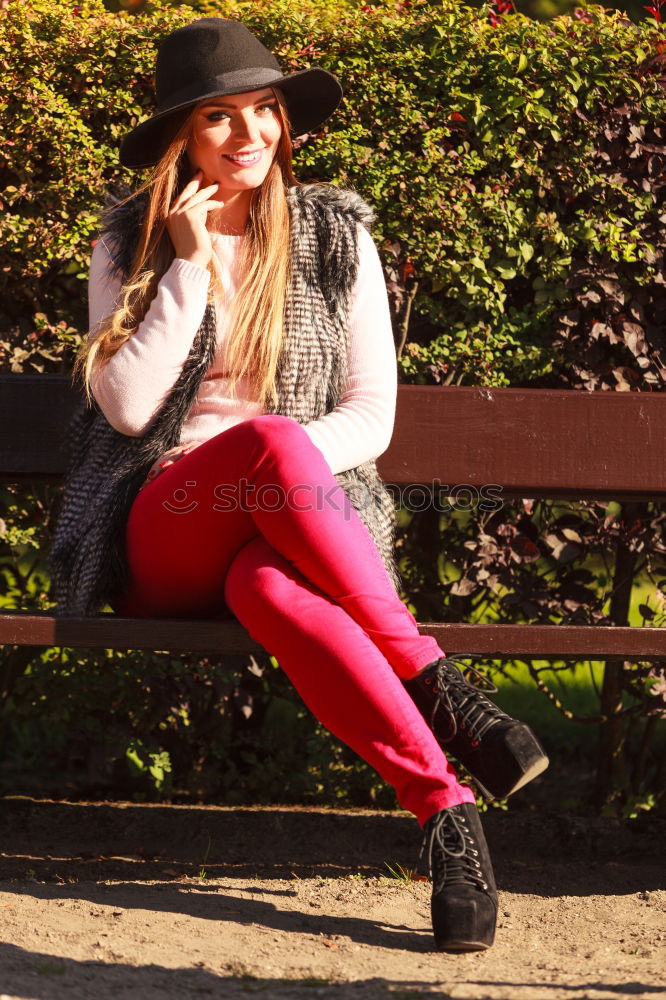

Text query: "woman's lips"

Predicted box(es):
[223, 149, 264, 167]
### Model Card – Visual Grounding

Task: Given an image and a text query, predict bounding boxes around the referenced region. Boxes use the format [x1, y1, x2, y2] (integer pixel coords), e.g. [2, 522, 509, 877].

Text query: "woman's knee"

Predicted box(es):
[240, 414, 307, 454]
[223, 539, 289, 621]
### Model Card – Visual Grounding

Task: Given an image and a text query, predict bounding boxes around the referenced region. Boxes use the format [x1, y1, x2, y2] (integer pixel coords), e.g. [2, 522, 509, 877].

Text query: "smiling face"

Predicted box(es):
[186, 87, 283, 199]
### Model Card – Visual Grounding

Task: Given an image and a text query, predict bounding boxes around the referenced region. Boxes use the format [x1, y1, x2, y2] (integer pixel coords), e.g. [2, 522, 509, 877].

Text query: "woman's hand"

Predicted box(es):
[144, 441, 205, 485]
[166, 169, 225, 270]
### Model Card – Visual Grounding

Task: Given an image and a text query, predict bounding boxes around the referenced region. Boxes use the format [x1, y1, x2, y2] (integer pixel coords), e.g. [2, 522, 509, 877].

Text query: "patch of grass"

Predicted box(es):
[35, 961, 66, 976]
[196, 829, 212, 881]
[492, 657, 604, 748]
[382, 862, 426, 884]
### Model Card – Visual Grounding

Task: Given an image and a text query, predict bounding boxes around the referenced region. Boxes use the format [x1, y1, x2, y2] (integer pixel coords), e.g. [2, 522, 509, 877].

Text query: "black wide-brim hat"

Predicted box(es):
[118, 18, 343, 169]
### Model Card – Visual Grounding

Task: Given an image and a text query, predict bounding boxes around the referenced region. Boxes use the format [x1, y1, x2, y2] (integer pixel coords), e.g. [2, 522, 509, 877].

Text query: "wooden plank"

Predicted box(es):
[418, 623, 666, 659]
[378, 385, 666, 499]
[0, 611, 265, 655]
[1, 377, 666, 499]
[1, 612, 664, 659]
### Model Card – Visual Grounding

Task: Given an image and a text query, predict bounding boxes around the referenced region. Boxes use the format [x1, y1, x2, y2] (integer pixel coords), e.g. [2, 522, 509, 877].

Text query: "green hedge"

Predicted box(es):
[2, 0, 666, 387]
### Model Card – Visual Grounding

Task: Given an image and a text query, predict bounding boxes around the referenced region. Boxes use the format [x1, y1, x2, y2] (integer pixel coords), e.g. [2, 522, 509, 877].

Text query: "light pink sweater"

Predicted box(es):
[88, 223, 397, 476]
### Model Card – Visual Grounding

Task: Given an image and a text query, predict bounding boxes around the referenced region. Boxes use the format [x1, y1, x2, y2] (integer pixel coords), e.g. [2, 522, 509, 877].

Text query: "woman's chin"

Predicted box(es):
[215, 172, 271, 195]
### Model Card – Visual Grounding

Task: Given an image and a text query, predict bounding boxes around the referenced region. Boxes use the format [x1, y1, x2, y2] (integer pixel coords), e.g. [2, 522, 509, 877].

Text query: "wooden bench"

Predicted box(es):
[1, 374, 665, 660]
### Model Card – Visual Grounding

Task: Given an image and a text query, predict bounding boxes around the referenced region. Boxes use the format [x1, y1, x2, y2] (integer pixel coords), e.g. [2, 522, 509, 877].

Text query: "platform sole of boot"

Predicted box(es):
[436, 938, 494, 953]
[474, 750, 550, 801]
[431, 893, 497, 953]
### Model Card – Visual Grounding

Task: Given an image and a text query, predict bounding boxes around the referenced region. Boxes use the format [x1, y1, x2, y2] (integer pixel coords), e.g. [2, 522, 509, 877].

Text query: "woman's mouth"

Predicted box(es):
[223, 150, 264, 167]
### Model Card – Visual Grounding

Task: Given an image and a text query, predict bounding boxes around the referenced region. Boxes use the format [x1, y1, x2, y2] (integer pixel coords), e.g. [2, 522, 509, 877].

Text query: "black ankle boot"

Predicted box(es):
[422, 802, 498, 952]
[404, 655, 549, 799]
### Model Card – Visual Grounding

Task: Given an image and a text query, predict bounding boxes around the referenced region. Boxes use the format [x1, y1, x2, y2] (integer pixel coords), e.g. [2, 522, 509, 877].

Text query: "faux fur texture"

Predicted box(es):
[48, 182, 401, 617]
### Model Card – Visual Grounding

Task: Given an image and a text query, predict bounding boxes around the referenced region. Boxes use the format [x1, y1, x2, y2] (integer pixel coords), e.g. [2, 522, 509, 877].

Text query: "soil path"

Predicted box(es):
[0, 799, 663, 999]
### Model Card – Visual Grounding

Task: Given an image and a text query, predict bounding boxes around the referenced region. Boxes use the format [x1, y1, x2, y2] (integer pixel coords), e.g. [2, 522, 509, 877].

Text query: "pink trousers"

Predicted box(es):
[111, 415, 475, 825]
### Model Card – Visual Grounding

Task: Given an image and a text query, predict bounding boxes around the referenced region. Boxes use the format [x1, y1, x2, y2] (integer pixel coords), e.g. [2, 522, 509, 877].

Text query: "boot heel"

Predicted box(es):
[469, 724, 549, 799]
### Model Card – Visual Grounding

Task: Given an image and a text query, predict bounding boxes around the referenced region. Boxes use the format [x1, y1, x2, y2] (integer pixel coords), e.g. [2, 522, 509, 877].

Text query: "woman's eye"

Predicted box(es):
[206, 104, 276, 122]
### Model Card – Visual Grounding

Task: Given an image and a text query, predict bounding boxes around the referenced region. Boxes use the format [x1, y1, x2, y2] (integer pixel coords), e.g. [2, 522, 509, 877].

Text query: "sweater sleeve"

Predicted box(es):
[302, 224, 398, 475]
[87, 238, 211, 437]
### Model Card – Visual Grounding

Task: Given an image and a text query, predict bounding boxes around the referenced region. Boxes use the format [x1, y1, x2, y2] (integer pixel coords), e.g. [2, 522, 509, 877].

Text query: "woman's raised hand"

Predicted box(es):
[166, 169, 226, 270]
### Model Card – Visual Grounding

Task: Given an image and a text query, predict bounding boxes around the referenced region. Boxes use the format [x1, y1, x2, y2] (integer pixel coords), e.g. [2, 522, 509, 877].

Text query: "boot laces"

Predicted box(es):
[420, 808, 490, 894]
[425, 654, 508, 744]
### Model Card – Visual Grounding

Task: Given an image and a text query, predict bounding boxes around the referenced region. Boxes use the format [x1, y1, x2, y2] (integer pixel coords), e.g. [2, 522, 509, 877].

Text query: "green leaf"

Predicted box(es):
[520, 241, 535, 263]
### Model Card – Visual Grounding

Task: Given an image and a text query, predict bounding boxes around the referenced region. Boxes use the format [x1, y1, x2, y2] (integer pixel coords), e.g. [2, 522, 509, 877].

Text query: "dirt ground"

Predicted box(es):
[0, 797, 663, 1000]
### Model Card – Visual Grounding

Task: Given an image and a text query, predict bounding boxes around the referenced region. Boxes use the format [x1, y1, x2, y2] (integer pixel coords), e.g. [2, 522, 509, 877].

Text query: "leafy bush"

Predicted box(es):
[0, 643, 395, 807]
[3, 0, 666, 389]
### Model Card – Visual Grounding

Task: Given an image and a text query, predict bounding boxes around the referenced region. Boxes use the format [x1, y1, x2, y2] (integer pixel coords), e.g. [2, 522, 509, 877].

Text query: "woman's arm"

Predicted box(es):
[88, 238, 211, 436]
[302, 224, 398, 475]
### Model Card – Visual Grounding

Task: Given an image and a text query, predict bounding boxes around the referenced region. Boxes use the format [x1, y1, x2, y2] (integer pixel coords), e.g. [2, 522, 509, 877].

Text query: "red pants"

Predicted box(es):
[112, 415, 475, 824]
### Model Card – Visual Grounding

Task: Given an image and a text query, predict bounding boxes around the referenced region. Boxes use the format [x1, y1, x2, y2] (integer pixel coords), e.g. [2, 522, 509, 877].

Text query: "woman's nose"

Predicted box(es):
[232, 111, 260, 144]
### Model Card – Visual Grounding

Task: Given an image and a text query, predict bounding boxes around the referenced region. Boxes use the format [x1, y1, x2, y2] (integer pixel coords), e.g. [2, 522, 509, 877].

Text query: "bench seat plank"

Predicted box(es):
[1, 612, 664, 660]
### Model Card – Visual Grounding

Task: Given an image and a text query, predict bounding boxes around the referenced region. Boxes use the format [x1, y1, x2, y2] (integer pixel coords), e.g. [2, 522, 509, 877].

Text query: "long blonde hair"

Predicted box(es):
[75, 87, 301, 410]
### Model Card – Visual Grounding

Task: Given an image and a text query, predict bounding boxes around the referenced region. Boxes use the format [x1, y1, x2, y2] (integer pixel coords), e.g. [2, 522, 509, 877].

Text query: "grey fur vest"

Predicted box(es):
[48, 182, 401, 617]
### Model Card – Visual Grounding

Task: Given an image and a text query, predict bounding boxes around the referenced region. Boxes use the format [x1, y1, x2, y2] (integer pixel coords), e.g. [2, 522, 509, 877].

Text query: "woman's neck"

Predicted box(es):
[208, 188, 252, 236]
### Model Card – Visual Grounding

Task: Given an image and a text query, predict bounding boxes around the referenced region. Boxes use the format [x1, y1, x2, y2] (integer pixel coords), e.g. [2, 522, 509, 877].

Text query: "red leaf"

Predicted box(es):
[400, 260, 416, 280]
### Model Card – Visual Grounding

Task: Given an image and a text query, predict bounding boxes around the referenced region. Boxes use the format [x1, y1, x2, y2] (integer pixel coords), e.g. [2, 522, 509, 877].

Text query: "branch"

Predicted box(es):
[395, 281, 419, 360]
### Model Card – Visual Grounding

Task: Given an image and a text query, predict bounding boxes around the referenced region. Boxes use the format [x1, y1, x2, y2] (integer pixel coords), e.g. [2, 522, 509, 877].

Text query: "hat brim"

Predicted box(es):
[118, 67, 343, 169]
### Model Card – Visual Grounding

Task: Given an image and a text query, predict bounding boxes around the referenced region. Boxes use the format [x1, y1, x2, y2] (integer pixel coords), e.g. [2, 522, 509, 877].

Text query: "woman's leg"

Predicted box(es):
[112, 414, 495, 951]
[114, 414, 443, 680]
[223, 534, 475, 825]
[113, 415, 471, 821]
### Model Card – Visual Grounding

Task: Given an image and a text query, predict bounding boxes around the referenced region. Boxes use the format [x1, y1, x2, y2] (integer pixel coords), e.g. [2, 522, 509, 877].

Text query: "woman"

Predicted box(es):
[49, 16, 548, 953]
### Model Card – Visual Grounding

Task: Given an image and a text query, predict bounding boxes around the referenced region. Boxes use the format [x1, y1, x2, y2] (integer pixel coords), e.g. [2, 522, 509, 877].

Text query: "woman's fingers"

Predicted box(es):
[166, 169, 227, 264]
[170, 184, 220, 213]
[170, 174, 202, 206]
[170, 169, 215, 204]
[145, 441, 205, 482]
[200, 199, 227, 212]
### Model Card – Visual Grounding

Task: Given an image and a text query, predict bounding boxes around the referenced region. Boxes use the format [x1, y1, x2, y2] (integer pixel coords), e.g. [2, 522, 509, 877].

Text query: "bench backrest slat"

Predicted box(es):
[378, 386, 666, 500]
[1, 376, 665, 499]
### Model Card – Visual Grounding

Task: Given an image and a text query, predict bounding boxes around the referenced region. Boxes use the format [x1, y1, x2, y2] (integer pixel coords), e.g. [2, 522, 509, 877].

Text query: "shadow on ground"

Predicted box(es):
[0, 797, 663, 894]
[0, 939, 664, 1000]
